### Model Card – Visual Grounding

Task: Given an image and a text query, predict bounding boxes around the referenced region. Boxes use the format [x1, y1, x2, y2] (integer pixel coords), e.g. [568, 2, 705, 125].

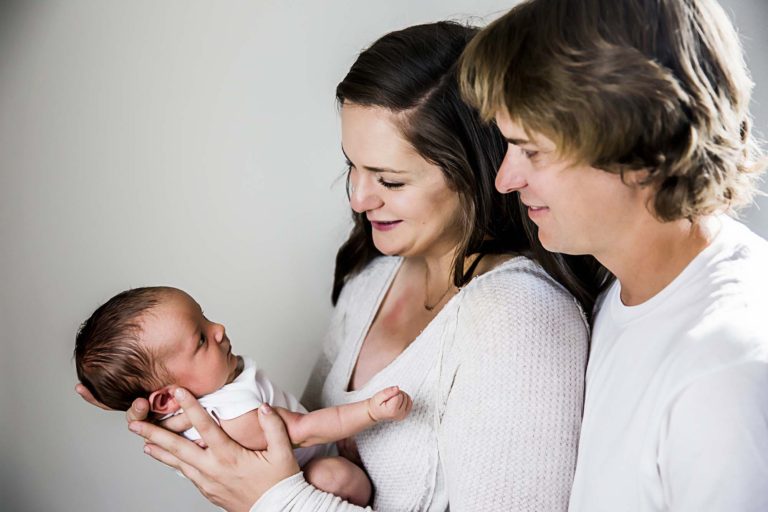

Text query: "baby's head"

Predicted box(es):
[75, 286, 241, 415]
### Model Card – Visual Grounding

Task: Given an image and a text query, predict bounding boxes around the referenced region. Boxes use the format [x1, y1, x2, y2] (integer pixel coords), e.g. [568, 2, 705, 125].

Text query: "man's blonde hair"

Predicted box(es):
[460, 0, 764, 221]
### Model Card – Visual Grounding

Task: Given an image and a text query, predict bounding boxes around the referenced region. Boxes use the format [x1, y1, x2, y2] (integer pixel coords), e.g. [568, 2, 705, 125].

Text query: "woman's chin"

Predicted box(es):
[372, 242, 403, 256]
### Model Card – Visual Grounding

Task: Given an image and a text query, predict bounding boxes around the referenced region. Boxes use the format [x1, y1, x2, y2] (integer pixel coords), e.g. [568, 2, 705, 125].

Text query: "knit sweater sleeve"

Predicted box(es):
[250, 473, 372, 512]
[439, 263, 589, 510]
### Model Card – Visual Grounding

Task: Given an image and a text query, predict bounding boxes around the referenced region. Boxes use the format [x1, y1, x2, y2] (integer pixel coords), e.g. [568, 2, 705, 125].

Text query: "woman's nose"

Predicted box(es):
[496, 147, 529, 194]
[349, 173, 383, 213]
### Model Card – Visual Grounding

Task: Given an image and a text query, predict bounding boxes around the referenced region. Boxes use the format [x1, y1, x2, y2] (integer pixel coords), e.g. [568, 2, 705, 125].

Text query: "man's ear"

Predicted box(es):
[148, 387, 181, 415]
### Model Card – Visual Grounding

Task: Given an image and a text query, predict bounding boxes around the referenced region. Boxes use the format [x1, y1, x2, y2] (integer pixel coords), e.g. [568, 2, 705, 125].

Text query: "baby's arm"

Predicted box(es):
[218, 386, 412, 450]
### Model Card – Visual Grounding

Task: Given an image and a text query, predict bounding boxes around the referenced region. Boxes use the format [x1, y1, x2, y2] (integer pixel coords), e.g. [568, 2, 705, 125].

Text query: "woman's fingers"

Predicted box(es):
[143, 442, 183, 469]
[159, 411, 193, 433]
[126, 397, 151, 423]
[132, 393, 301, 510]
[144, 443, 201, 478]
[258, 404, 300, 470]
[75, 383, 112, 410]
[129, 418, 202, 463]
[171, 388, 233, 450]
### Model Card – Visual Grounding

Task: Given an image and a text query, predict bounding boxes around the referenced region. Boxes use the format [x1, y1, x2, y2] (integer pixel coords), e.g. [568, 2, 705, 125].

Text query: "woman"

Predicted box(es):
[79, 22, 606, 510]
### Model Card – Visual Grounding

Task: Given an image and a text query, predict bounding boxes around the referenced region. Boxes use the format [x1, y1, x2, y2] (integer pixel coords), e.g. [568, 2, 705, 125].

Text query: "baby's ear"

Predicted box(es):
[148, 387, 180, 415]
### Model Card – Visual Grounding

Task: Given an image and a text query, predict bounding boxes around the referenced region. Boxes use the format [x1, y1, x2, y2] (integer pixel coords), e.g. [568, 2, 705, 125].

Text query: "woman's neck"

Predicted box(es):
[419, 250, 458, 311]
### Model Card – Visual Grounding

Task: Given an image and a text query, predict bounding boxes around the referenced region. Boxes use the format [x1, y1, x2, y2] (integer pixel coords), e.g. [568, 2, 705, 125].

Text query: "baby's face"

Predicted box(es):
[139, 289, 240, 397]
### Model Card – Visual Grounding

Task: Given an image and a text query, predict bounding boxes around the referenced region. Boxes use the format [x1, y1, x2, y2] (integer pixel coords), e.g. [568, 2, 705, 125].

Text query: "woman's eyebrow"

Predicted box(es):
[341, 146, 408, 174]
[364, 165, 407, 174]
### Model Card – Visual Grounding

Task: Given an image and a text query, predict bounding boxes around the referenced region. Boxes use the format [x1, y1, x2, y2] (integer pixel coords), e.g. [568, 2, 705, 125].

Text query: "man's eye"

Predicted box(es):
[522, 148, 539, 159]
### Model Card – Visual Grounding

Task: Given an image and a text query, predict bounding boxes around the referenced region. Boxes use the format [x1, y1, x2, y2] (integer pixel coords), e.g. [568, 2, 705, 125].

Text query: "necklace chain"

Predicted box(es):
[424, 263, 455, 311]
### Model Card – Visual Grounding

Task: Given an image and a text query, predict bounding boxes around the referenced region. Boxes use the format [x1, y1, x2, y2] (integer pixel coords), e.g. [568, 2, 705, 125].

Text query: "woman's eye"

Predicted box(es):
[198, 336, 206, 347]
[522, 148, 539, 159]
[377, 176, 404, 189]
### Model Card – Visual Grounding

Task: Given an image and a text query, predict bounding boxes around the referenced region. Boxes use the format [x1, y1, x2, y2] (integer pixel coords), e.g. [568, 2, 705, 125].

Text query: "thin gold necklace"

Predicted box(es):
[424, 263, 455, 311]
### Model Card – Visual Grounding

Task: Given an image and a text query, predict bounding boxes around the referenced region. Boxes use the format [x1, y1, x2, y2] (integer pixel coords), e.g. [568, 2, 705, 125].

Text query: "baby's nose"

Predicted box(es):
[213, 323, 226, 343]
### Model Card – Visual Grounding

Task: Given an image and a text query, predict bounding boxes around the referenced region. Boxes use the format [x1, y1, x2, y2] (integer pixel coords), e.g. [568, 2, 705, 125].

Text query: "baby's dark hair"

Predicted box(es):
[75, 286, 174, 411]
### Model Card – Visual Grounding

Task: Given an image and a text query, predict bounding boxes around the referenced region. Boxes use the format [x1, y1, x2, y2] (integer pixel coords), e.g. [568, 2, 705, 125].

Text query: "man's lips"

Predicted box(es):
[523, 202, 549, 219]
[522, 201, 548, 210]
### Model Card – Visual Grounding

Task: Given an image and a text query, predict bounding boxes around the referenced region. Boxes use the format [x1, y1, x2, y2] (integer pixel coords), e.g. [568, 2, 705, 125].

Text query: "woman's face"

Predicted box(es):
[341, 103, 463, 260]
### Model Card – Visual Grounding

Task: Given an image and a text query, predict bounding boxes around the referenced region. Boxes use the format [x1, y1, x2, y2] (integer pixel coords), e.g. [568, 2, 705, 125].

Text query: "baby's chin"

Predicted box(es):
[226, 354, 245, 385]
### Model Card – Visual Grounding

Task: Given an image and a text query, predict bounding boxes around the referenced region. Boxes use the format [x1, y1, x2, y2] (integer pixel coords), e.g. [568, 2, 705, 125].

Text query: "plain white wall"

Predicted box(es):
[0, 1, 765, 511]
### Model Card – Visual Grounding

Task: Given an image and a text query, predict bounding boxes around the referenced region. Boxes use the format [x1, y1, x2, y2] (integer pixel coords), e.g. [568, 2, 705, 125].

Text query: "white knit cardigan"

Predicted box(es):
[253, 256, 588, 511]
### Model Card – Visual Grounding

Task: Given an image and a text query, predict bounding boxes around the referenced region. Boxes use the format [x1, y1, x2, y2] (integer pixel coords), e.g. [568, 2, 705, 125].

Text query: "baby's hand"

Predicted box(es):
[367, 386, 413, 422]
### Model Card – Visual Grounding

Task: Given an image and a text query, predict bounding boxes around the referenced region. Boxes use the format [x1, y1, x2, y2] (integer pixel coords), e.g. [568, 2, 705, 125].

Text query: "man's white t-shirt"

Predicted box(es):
[569, 216, 768, 511]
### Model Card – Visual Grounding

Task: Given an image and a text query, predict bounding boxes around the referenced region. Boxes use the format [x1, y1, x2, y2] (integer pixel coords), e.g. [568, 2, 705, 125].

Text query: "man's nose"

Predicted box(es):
[496, 147, 529, 194]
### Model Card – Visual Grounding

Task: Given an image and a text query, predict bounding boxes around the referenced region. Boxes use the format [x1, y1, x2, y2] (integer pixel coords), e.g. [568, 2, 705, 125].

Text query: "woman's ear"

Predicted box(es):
[148, 387, 181, 415]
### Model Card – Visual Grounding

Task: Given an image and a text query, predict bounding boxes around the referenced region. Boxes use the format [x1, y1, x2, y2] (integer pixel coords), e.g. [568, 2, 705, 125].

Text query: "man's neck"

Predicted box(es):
[598, 215, 721, 306]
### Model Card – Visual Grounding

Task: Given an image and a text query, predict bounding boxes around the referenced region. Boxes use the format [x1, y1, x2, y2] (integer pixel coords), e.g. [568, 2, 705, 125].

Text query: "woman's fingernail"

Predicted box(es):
[174, 388, 187, 400]
[129, 422, 141, 434]
[260, 403, 272, 415]
[144, 445, 151, 455]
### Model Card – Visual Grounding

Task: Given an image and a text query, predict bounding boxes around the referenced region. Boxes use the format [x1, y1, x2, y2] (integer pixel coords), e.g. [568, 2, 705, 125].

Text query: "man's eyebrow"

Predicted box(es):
[341, 146, 408, 174]
[505, 137, 533, 146]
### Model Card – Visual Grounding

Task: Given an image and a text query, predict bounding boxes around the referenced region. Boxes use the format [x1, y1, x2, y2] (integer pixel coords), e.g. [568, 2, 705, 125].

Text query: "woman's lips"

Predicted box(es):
[370, 220, 402, 231]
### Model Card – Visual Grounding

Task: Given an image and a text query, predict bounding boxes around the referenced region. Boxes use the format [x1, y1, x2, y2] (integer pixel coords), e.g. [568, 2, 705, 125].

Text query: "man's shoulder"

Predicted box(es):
[716, 216, 768, 272]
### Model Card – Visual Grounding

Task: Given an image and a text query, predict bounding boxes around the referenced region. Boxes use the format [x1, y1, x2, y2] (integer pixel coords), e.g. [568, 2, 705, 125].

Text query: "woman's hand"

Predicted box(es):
[129, 387, 300, 512]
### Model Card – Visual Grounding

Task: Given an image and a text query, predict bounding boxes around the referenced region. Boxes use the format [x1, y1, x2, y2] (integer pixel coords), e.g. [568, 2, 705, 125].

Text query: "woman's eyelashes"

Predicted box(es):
[345, 159, 404, 189]
[377, 176, 404, 189]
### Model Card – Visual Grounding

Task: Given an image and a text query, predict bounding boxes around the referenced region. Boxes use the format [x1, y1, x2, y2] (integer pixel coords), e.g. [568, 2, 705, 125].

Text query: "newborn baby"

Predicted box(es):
[75, 286, 412, 506]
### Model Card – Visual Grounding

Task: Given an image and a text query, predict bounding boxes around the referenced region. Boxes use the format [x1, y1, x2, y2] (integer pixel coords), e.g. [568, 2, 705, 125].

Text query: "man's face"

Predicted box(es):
[139, 289, 240, 398]
[493, 111, 651, 258]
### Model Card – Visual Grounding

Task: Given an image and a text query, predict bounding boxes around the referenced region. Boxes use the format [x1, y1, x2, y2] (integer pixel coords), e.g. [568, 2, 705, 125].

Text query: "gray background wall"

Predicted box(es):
[1, 1, 765, 511]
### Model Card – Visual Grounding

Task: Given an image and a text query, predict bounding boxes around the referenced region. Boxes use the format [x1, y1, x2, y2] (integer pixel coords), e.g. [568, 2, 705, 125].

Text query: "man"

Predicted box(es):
[460, 0, 768, 510]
